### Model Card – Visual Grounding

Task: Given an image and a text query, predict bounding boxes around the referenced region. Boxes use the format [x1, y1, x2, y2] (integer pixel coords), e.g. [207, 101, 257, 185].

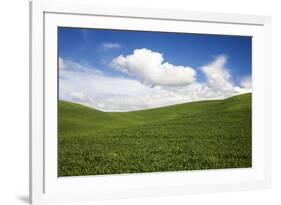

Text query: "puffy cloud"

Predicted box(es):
[201, 55, 234, 94]
[111, 48, 196, 86]
[101, 42, 121, 50]
[59, 58, 165, 111]
[59, 53, 251, 112]
[200, 55, 252, 97]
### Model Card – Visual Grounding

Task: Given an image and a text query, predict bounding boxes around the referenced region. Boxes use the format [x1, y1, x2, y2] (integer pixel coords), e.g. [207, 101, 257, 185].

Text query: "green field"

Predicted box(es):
[58, 93, 252, 176]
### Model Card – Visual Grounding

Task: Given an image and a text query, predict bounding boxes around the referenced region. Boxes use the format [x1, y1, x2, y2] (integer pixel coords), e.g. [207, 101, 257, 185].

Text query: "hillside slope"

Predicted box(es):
[59, 93, 252, 176]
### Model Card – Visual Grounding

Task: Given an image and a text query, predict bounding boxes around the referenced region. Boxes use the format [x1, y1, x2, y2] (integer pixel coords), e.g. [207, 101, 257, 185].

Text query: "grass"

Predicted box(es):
[58, 93, 252, 176]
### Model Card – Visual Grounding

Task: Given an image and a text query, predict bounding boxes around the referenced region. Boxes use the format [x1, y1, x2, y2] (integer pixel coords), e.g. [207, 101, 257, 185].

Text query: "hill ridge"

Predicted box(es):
[60, 92, 251, 113]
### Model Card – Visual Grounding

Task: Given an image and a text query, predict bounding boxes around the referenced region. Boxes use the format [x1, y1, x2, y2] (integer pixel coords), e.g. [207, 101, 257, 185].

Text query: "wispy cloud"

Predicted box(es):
[240, 76, 252, 89]
[59, 57, 65, 70]
[101, 42, 122, 50]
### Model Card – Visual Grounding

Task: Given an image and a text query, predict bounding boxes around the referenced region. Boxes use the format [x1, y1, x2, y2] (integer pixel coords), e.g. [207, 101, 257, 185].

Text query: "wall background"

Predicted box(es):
[0, 0, 279, 204]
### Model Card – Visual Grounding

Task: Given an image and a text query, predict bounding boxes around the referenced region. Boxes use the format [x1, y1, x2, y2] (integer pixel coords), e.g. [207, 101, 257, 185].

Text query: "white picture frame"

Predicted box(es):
[30, 1, 272, 204]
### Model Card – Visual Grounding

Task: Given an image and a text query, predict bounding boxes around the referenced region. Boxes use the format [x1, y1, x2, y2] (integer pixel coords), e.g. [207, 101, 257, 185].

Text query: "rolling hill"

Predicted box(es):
[59, 93, 252, 176]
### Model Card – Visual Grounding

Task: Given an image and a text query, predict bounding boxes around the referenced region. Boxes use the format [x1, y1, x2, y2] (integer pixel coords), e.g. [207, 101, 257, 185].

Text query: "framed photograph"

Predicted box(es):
[30, 1, 271, 204]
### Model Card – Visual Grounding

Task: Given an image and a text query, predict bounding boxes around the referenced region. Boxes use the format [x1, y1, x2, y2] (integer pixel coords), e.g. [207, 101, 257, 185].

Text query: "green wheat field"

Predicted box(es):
[58, 93, 252, 176]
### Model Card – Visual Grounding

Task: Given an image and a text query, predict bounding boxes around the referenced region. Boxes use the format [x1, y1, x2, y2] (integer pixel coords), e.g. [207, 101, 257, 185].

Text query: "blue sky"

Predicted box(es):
[59, 27, 251, 84]
[58, 27, 252, 111]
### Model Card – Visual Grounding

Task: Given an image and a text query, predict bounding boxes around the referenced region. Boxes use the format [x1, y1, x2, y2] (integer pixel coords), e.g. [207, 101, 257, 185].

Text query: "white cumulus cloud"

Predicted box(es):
[59, 52, 251, 112]
[201, 55, 234, 94]
[111, 48, 196, 86]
